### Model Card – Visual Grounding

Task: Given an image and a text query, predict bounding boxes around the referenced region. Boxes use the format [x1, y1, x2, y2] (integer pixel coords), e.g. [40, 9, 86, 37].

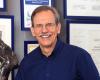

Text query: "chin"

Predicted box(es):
[40, 42, 52, 48]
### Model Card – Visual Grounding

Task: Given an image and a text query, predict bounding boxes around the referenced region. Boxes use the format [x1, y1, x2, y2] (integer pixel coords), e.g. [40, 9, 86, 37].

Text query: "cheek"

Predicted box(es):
[51, 30, 59, 38]
[34, 30, 41, 36]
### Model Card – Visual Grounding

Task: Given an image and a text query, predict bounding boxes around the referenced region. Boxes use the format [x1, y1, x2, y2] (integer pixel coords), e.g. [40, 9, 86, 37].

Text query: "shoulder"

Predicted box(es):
[19, 47, 40, 66]
[58, 39, 90, 56]
[64, 44, 93, 65]
[63, 42, 89, 53]
[61, 41, 91, 58]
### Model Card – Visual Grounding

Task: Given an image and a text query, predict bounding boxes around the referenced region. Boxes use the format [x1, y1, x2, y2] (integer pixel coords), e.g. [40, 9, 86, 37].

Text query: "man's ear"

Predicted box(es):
[57, 22, 61, 34]
[30, 27, 35, 37]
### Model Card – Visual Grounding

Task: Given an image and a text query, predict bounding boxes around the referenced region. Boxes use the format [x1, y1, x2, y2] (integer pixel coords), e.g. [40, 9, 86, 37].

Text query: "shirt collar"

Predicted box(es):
[38, 38, 64, 59]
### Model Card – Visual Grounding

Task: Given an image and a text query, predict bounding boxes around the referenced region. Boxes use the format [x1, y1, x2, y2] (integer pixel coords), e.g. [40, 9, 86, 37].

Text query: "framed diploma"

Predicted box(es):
[24, 41, 39, 55]
[66, 19, 100, 74]
[20, 0, 54, 31]
[64, 0, 100, 19]
[0, 0, 6, 11]
[0, 15, 14, 80]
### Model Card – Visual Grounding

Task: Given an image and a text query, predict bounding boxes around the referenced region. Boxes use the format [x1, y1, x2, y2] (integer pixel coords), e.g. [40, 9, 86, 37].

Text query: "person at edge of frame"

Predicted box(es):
[15, 5, 100, 80]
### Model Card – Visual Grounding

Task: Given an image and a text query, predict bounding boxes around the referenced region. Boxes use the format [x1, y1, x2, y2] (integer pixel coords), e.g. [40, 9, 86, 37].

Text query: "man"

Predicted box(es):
[15, 6, 100, 80]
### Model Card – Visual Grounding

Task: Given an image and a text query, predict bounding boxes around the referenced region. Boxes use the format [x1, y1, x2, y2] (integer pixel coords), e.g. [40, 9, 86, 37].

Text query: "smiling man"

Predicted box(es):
[15, 6, 100, 80]
[30, 7, 61, 57]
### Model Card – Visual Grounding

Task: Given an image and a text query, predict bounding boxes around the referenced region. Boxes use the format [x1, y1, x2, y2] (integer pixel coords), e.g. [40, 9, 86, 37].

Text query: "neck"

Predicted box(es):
[40, 39, 57, 57]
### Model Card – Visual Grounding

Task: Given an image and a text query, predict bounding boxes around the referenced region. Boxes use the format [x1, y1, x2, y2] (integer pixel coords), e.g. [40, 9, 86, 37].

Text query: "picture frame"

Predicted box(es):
[66, 19, 100, 74]
[0, 0, 6, 11]
[0, 15, 14, 80]
[20, 0, 55, 31]
[24, 41, 39, 56]
[63, 0, 100, 19]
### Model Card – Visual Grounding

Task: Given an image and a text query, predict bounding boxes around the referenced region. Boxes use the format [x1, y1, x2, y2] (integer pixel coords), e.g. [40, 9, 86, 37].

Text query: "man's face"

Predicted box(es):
[31, 10, 61, 48]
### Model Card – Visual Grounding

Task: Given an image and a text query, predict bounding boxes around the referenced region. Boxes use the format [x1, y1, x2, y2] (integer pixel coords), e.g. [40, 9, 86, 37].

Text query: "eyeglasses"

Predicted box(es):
[34, 23, 56, 30]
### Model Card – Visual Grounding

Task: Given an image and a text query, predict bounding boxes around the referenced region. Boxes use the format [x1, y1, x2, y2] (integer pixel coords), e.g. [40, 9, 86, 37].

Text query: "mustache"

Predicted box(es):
[39, 33, 52, 37]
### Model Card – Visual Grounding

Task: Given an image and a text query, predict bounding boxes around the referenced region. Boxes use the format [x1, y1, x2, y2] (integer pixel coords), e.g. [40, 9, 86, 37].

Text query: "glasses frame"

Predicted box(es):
[34, 22, 56, 30]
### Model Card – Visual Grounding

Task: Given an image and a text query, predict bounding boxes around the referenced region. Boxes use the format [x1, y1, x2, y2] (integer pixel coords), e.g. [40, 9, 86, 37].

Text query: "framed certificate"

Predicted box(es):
[64, 0, 100, 19]
[0, 0, 6, 11]
[0, 15, 14, 80]
[66, 19, 100, 74]
[20, 0, 54, 31]
[24, 41, 39, 55]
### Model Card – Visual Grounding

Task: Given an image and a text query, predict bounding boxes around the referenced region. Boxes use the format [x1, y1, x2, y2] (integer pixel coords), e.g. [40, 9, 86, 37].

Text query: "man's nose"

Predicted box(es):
[42, 25, 48, 32]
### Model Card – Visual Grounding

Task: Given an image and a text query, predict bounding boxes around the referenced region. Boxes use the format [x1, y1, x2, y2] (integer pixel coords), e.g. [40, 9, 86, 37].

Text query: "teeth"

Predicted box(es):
[40, 33, 51, 38]
[41, 35, 49, 38]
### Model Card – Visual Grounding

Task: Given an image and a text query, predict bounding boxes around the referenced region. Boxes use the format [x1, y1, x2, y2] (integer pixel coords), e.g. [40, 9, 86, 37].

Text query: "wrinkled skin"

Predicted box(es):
[0, 39, 18, 80]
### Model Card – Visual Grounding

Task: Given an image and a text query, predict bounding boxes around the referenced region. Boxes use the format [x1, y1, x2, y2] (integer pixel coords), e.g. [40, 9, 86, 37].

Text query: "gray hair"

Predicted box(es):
[31, 6, 60, 27]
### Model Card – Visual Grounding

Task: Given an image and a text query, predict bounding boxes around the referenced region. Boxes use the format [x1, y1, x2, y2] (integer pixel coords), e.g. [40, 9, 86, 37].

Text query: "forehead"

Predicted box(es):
[35, 10, 54, 17]
[33, 10, 55, 23]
